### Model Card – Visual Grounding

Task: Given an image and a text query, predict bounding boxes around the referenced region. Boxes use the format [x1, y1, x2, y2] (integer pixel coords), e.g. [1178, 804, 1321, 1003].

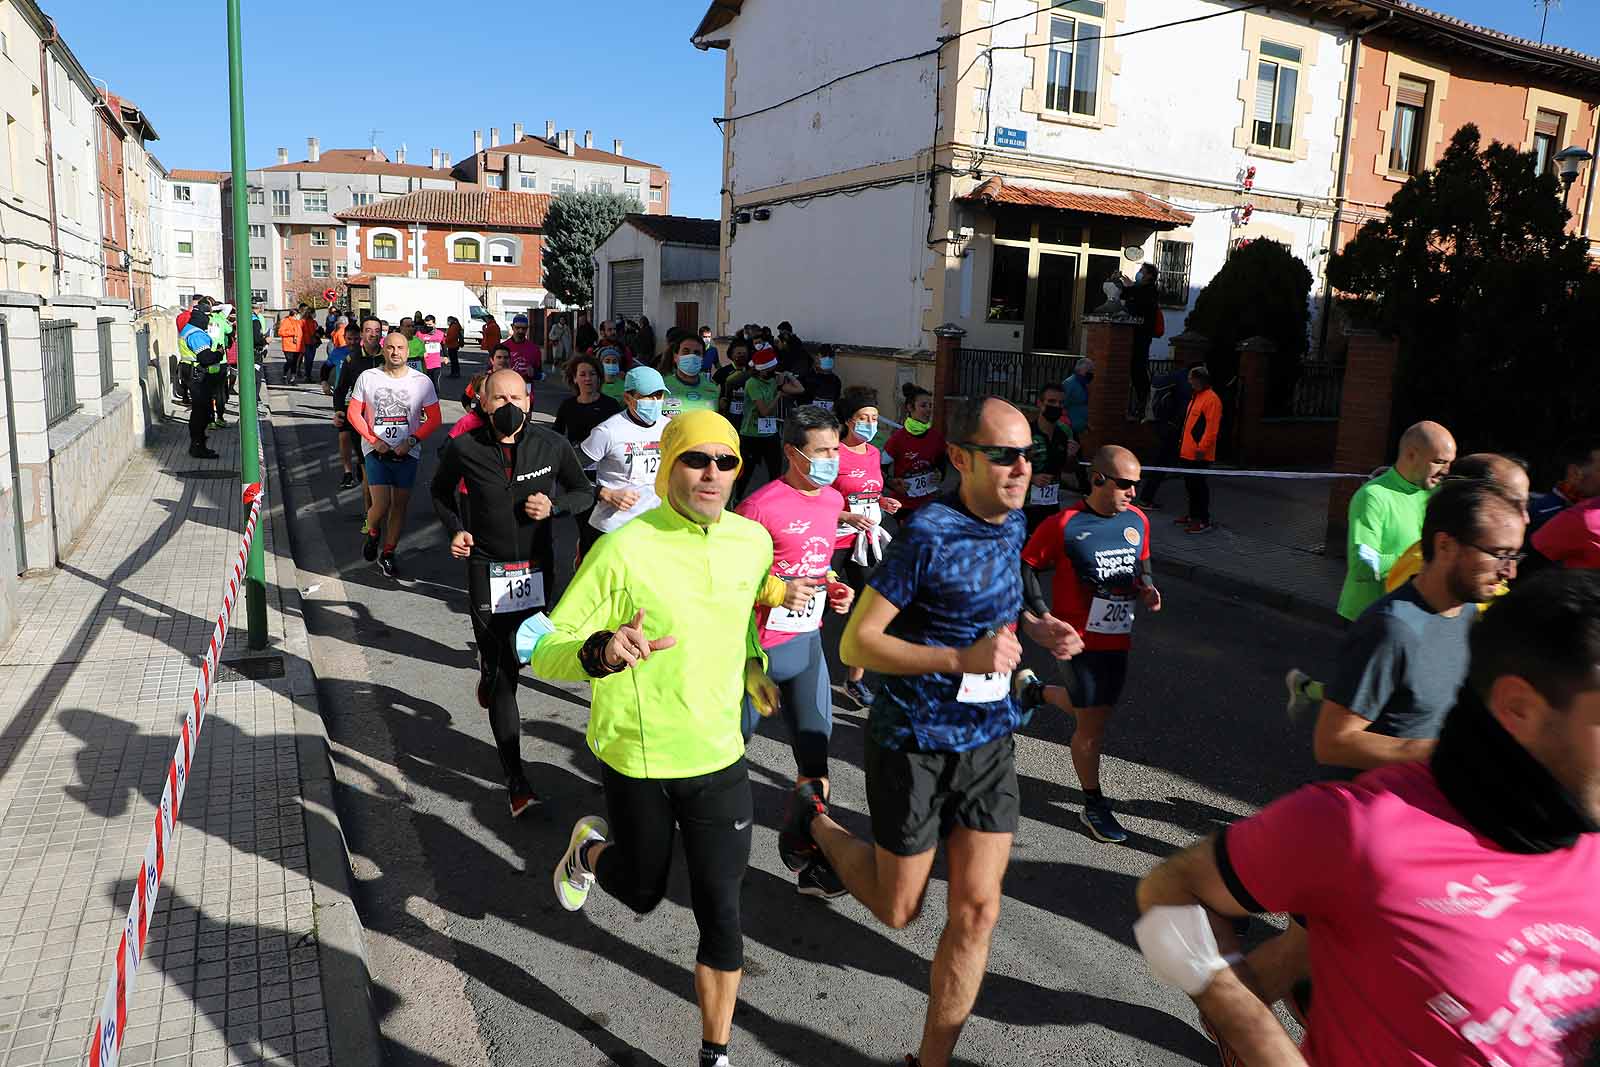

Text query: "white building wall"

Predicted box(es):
[47, 50, 103, 297]
[0, 5, 54, 297]
[725, 182, 932, 351]
[722, 0, 943, 191]
[165, 179, 226, 307]
[147, 162, 175, 309]
[592, 224, 658, 326]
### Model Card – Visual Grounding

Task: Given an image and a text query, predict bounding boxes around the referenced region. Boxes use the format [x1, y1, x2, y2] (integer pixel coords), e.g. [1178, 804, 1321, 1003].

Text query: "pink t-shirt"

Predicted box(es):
[1532, 497, 1600, 569]
[833, 443, 885, 550]
[735, 478, 845, 649]
[1225, 762, 1600, 1067]
[505, 338, 542, 382]
[417, 328, 446, 370]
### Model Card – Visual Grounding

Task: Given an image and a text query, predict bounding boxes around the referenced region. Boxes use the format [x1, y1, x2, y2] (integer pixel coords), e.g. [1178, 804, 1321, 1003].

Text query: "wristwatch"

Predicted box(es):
[406, 435, 419, 448]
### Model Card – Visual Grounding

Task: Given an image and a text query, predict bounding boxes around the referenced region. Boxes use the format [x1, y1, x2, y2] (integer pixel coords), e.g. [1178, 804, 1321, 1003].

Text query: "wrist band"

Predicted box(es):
[579, 630, 624, 678]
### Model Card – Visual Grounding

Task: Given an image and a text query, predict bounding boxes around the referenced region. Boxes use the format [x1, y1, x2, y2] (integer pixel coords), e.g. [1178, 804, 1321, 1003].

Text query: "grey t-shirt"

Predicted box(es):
[1326, 581, 1477, 742]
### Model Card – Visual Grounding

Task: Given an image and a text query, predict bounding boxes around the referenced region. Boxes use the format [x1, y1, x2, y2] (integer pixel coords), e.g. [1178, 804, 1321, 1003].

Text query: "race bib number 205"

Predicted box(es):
[1086, 596, 1134, 635]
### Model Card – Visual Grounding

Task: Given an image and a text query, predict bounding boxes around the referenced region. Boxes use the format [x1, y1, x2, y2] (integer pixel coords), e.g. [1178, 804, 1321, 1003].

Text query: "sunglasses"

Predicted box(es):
[678, 451, 741, 472]
[1094, 473, 1141, 490]
[957, 442, 1034, 466]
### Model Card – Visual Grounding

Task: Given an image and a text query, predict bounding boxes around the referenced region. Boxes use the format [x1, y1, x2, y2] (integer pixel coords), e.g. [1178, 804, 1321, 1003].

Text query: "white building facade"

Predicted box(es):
[45, 37, 103, 298]
[592, 215, 721, 333]
[158, 171, 226, 309]
[0, 1, 56, 296]
[694, 0, 1351, 356]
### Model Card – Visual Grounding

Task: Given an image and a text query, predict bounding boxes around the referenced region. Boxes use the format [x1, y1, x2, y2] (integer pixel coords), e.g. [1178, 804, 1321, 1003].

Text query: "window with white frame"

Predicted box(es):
[336, 227, 348, 247]
[311, 259, 330, 278]
[1044, 1, 1103, 118]
[371, 232, 399, 260]
[486, 174, 504, 189]
[336, 263, 349, 278]
[177, 292, 192, 309]
[272, 188, 290, 215]
[249, 256, 267, 271]
[249, 223, 266, 238]
[173, 184, 192, 202]
[625, 182, 642, 204]
[248, 188, 264, 205]
[310, 229, 330, 246]
[176, 230, 194, 256]
[251, 288, 268, 304]
[283, 259, 293, 276]
[1389, 76, 1431, 176]
[451, 236, 482, 263]
[649, 187, 663, 203]
[302, 191, 328, 212]
[351, 191, 375, 207]
[488, 238, 518, 265]
[1534, 108, 1564, 177]
[283, 231, 293, 249]
[551, 179, 576, 196]
[588, 180, 613, 195]
[1252, 42, 1302, 151]
[519, 174, 538, 190]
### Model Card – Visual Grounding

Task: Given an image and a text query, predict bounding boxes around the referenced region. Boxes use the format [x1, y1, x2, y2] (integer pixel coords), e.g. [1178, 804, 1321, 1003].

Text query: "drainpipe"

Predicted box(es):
[1319, 14, 1389, 358]
[37, 20, 63, 285]
[1581, 104, 1599, 251]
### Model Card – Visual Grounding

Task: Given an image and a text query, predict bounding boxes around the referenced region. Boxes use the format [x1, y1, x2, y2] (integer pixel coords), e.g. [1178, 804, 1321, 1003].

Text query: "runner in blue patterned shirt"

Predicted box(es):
[782, 396, 1084, 1067]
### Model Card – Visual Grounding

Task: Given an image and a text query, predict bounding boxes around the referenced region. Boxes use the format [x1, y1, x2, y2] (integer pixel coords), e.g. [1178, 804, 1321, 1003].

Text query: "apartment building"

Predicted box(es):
[450, 120, 670, 213]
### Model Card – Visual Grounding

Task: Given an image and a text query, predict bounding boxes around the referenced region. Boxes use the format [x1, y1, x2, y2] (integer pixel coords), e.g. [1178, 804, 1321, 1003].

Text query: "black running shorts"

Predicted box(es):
[864, 732, 1019, 856]
[1057, 649, 1129, 708]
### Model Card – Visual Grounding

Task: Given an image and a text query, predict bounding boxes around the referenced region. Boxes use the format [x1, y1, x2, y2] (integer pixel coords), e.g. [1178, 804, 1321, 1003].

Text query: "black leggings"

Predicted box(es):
[284, 350, 301, 378]
[596, 759, 752, 972]
[734, 435, 782, 499]
[469, 598, 527, 781]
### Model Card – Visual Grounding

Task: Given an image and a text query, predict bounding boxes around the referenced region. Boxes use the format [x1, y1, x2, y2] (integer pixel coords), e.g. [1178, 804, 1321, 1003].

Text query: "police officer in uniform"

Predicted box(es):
[180, 300, 223, 459]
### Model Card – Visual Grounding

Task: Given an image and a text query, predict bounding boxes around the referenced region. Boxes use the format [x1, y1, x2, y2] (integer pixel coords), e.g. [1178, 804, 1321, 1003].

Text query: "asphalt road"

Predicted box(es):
[268, 348, 1339, 1067]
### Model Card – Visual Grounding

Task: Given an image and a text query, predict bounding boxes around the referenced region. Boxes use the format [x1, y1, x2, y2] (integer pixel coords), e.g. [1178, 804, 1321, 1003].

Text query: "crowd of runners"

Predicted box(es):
[260, 307, 1600, 1067]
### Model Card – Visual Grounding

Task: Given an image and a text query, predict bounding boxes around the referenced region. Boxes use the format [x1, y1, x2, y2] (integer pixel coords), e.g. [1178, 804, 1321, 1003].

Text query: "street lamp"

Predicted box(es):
[1554, 145, 1593, 191]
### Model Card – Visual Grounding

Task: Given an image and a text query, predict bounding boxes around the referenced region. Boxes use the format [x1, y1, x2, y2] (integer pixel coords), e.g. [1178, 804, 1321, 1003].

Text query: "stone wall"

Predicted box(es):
[47, 388, 138, 557]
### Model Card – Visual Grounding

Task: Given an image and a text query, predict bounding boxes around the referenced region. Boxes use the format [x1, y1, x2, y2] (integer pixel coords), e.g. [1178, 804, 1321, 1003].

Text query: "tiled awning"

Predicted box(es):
[958, 177, 1194, 227]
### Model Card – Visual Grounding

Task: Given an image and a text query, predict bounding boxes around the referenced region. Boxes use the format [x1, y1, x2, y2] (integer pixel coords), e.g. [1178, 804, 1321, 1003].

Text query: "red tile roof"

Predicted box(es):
[484, 136, 661, 170]
[265, 147, 455, 181]
[168, 168, 229, 182]
[958, 178, 1195, 226]
[335, 189, 553, 229]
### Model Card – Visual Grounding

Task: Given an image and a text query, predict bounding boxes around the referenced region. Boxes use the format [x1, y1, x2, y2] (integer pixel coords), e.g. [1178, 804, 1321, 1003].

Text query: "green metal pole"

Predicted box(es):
[227, 0, 268, 649]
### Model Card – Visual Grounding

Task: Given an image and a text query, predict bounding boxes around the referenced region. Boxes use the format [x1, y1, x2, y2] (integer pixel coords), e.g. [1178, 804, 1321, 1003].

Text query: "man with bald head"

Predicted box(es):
[788, 395, 1083, 1067]
[1336, 420, 1456, 621]
[429, 368, 593, 816]
[1019, 444, 1162, 843]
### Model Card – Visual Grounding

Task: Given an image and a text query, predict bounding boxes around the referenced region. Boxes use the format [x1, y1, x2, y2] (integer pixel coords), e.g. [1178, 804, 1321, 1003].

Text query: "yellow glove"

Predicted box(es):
[745, 658, 779, 718]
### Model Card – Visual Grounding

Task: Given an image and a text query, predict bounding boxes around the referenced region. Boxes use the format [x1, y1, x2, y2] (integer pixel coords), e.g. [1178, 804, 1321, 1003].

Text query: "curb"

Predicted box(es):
[257, 412, 385, 1067]
[1153, 555, 1345, 628]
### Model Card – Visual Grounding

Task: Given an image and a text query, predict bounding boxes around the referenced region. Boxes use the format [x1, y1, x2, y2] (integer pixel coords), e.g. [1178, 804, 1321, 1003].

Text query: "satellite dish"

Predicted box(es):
[1122, 245, 1145, 262]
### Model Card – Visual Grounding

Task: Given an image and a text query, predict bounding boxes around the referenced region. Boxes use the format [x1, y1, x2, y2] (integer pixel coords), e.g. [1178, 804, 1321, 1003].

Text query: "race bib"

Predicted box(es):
[766, 583, 825, 634]
[756, 416, 780, 437]
[425, 342, 441, 356]
[839, 493, 882, 538]
[663, 397, 683, 419]
[627, 444, 661, 483]
[375, 416, 409, 444]
[905, 470, 939, 497]
[1028, 482, 1060, 507]
[957, 671, 1011, 704]
[730, 399, 745, 417]
[488, 561, 544, 614]
[1086, 595, 1135, 635]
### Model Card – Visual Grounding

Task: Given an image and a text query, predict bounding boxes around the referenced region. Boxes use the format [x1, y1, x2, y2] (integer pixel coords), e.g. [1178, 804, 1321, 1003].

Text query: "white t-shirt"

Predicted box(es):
[351, 367, 438, 457]
[581, 410, 666, 532]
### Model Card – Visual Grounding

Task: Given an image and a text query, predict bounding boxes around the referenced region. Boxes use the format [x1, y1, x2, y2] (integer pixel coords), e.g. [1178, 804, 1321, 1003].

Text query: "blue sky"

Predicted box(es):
[40, 0, 1599, 220]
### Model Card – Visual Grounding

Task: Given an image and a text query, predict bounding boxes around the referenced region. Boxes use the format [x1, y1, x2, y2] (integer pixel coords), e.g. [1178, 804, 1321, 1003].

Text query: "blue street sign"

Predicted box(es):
[994, 127, 1028, 150]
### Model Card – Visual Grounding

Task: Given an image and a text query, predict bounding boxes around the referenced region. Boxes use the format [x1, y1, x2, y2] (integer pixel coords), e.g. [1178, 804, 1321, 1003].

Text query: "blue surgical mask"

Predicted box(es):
[818, 357, 834, 371]
[676, 354, 703, 377]
[853, 420, 878, 442]
[801, 451, 839, 487]
[634, 398, 664, 424]
[602, 361, 620, 377]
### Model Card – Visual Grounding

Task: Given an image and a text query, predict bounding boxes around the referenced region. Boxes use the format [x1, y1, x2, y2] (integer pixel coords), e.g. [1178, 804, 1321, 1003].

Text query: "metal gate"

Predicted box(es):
[608, 260, 644, 321]
[42, 319, 76, 427]
[2, 319, 23, 572]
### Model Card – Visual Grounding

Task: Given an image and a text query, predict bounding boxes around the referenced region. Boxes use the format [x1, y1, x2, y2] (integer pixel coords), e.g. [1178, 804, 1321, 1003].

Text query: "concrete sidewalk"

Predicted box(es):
[0, 412, 374, 1066]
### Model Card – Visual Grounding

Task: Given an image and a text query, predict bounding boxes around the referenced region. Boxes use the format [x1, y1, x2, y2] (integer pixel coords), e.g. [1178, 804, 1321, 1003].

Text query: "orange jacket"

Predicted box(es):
[278, 316, 305, 353]
[1179, 387, 1222, 462]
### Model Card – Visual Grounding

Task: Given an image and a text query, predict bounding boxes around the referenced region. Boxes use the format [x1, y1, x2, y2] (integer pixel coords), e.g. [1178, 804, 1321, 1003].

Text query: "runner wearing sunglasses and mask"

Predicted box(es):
[1018, 445, 1161, 844]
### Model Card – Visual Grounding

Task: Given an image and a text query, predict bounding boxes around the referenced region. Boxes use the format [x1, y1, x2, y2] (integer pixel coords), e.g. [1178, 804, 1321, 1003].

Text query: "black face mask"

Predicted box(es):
[490, 402, 527, 436]
[1041, 405, 1062, 423]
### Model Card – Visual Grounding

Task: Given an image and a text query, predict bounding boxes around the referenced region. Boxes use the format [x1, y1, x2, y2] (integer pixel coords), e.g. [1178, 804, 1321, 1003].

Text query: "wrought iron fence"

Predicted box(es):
[97, 317, 114, 396]
[42, 319, 76, 427]
[953, 349, 1078, 406]
[1269, 360, 1344, 419]
[1129, 358, 1178, 419]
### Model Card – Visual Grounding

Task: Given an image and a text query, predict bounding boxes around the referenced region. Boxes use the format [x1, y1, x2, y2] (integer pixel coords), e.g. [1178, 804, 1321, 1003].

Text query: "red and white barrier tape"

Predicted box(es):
[87, 480, 265, 1067]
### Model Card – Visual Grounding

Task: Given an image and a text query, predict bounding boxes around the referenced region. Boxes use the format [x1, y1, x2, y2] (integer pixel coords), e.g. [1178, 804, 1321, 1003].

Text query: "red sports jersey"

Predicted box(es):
[1022, 501, 1150, 652]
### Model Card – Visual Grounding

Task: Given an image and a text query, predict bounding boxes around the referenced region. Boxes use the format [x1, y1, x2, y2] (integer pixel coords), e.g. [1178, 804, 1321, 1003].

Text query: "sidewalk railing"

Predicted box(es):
[43, 318, 77, 426]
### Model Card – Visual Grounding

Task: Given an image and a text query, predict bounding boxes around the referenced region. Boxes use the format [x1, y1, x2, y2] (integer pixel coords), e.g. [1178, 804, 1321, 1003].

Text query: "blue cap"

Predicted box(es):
[624, 366, 666, 395]
[511, 313, 530, 325]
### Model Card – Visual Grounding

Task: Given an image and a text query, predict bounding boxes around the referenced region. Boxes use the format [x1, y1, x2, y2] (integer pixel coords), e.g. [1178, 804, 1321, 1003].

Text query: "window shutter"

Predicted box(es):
[1535, 109, 1562, 138]
[1396, 77, 1428, 109]
[1255, 62, 1277, 121]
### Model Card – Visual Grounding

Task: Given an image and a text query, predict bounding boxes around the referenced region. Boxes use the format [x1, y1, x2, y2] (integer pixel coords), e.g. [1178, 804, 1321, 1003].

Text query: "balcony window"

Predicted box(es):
[1252, 42, 1302, 151]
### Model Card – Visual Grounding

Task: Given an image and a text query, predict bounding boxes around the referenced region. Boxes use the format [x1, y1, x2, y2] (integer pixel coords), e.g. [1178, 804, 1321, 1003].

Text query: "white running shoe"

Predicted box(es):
[554, 815, 609, 912]
[1284, 667, 1317, 721]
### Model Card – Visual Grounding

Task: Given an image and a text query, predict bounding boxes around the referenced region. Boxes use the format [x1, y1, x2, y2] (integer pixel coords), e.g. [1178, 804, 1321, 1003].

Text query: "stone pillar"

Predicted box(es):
[1081, 312, 1136, 457]
[1235, 336, 1275, 467]
[100, 300, 142, 439]
[1168, 329, 1209, 370]
[1325, 330, 1401, 555]
[49, 294, 103, 419]
[0, 291, 54, 572]
[931, 322, 965, 434]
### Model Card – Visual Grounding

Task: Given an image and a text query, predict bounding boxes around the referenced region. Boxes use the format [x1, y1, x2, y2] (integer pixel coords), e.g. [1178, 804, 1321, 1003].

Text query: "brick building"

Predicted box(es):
[94, 93, 130, 301]
[336, 189, 554, 321]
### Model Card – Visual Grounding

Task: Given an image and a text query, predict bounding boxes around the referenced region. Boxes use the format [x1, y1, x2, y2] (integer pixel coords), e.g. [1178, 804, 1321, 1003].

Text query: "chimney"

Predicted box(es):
[277, 147, 289, 165]
[443, 151, 452, 168]
[473, 129, 483, 156]
[513, 122, 524, 142]
[565, 130, 576, 157]
[613, 138, 624, 156]
[431, 147, 441, 170]
[545, 119, 556, 141]
[396, 143, 407, 164]
[490, 126, 500, 147]
[583, 130, 593, 149]
[307, 137, 320, 163]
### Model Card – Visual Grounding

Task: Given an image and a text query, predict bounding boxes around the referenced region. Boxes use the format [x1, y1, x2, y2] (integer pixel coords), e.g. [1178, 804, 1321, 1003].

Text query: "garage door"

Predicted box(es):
[609, 260, 644, 321]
